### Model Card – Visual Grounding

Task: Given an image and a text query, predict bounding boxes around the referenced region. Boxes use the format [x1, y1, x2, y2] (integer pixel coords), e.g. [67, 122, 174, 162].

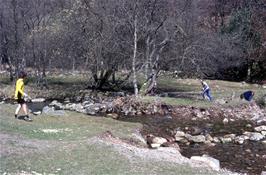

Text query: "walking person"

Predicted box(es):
[201, 80, 212, 101]
[14, 71, 32, 121]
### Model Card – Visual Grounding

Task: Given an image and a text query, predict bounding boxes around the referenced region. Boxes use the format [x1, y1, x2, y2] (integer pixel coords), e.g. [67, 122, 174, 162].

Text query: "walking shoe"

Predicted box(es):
[15, 114, 18, 119]
[24, 116, 33, 122]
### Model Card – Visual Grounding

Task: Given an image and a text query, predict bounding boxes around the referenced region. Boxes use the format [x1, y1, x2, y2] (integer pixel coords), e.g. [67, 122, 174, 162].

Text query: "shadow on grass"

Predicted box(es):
[16, 115, 33, 122]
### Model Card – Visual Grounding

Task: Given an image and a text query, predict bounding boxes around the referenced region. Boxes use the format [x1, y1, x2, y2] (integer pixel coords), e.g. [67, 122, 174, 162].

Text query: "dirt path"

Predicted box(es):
[0, 133, 59, 157]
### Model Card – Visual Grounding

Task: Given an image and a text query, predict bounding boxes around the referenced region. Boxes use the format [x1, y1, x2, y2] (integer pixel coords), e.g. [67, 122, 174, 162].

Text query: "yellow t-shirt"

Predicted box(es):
[15, 78, 24, 99]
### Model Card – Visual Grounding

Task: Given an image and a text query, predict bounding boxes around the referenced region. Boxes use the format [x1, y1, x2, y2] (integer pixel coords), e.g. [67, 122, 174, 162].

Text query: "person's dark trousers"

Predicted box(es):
[203, 89, 212, 101]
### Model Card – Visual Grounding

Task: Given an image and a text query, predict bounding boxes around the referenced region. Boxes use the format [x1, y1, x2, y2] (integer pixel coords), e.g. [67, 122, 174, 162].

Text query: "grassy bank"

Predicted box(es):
[1, 74, 265, 108]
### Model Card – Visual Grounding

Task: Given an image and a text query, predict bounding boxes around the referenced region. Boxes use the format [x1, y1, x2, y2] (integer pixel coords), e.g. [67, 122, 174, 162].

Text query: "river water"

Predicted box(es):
[119, 115, 266, 175]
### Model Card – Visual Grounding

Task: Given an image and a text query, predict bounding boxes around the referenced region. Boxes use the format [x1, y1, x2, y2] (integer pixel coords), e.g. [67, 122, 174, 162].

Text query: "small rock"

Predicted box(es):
[152, 137, 168, 145]
[205, 134, 213, 142]
[175, 131, 185, 137]
[246, 124, 252, 128]
[136, 111, 142, 115]
[150, 143, 162, 148]
[106, 113, 119, 119]
[74, 103, 85, 113]
[224, 134, 236, 139]
[234, 136, 247, 144]
[261, 171, 266, 175]
[85, 103, 103, 115]
[261, 131, 266, 136]
[31, 98, 46, 103]
[213, 137, 220, 143]
[82, 100, 94, 106]
[195, 110, 203, 118]
[64, 98, 70, 103]
[220, 137, 232, 143]
[223, 118, 229, 124]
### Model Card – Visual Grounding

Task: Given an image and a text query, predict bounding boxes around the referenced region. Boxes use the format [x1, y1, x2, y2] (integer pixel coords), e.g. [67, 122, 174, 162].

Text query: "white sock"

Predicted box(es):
[15, 105, 21, 115]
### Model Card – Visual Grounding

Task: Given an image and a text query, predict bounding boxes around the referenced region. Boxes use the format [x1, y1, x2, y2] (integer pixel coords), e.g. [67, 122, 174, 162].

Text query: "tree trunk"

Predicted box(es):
[132, 13, 138, 96]
[72, 57, 75, 72]
[145, 36, 150, 79]
[246, 59, 253, 82]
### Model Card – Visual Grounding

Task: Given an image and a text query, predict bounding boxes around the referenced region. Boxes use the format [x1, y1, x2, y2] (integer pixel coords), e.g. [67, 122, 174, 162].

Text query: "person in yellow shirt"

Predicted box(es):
[14, 71, 32, 121]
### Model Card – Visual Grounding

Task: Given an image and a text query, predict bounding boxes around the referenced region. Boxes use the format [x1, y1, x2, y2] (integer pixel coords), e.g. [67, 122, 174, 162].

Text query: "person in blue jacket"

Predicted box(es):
[201, 80, 212, 101]
[240, 90, 255, 101]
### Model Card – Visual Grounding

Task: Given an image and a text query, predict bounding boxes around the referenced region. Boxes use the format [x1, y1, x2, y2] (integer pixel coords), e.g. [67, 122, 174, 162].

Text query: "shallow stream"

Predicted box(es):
[119, 115, 266, 175]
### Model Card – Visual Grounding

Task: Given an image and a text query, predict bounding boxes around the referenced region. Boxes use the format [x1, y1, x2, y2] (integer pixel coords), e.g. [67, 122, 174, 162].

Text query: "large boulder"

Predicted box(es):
[186, 134, 206, 143]
[244, 131, 265, 141]
[49, 100, 64, 110]
[254, 125, 266, 132]
[42, 106, 66, 116]
[85, 103, 105, 115]
[191, 155, 220, 171]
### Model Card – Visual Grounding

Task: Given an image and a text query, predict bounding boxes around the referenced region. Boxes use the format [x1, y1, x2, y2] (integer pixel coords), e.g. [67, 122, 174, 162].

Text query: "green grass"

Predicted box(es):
[145, 78, 265, 107]
[0, 104, 140, 141]
[141, 96, 212, 108]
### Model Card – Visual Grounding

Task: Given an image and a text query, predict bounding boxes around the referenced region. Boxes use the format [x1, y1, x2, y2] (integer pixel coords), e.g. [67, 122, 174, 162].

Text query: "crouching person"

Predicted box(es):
[240, 90, 255, 102]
